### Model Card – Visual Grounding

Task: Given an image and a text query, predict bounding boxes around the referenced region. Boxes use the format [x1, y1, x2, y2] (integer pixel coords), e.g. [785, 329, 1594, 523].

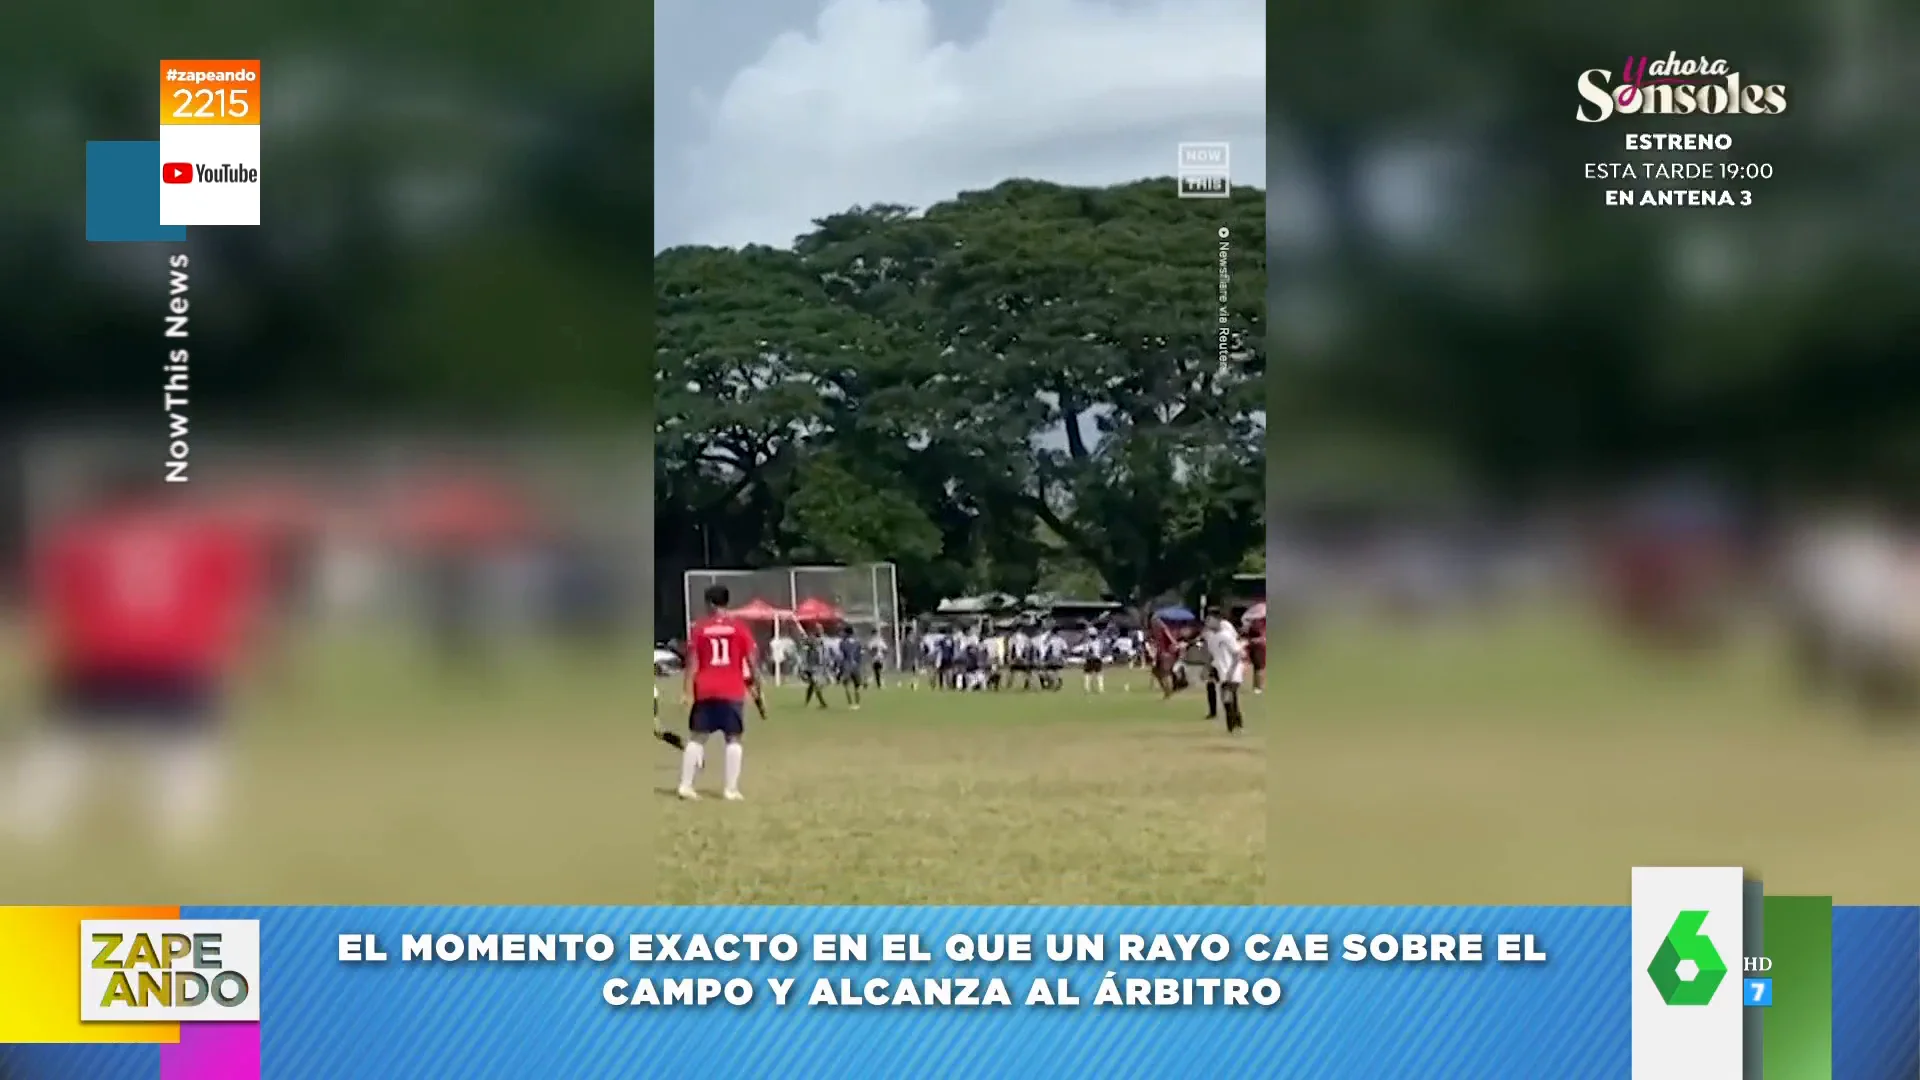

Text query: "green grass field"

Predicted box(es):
[0, 633, 655, 905]
[0, 634, 1263, 905]
[1269, 610, 1920, 905]
[8, 609, 1918, 907]
[659, 669, 1265, 904]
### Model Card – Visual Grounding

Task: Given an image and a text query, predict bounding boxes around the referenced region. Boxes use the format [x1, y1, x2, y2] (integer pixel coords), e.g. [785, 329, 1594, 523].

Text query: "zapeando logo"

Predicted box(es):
[1646, 910, 1728, 1006]
[1578, 54, 1788, 122]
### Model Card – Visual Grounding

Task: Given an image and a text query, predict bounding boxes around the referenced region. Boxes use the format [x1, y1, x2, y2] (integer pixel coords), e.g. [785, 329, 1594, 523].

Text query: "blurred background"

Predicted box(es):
[1268, 4, 1920, 902]
[0, 9, 652, 902]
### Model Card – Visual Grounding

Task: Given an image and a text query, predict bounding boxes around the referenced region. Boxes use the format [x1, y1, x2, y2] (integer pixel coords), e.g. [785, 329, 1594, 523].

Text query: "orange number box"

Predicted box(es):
[159, 60, 260, 126]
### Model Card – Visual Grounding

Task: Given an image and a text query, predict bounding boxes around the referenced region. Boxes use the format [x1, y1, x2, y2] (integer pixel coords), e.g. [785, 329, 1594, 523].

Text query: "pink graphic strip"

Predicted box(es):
[159, 1022, 261, 1080]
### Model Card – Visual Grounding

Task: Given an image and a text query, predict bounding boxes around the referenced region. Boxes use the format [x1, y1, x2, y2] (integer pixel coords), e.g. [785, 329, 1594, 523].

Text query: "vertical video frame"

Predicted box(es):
[652, 2, 1266, 902]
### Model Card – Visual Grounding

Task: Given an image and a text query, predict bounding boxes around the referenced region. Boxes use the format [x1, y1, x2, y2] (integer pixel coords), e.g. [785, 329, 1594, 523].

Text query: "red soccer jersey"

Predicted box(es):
[34, 507, 263, 678]
[688, 614, 757, 702]
[1152, 622, 1179, 657]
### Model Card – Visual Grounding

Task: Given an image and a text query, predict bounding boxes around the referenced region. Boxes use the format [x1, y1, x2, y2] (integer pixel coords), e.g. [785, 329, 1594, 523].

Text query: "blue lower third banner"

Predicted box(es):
[85, 141, 187, 243]
[2, 905, 1915, 1079]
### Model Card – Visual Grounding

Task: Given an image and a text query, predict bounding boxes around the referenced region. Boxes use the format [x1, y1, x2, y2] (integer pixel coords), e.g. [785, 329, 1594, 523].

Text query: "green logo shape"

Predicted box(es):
[1647, 910, 1727, 1005]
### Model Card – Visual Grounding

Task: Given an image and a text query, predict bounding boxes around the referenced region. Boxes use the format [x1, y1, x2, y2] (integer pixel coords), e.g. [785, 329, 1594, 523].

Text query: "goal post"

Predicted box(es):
[682, 563, 902, 684]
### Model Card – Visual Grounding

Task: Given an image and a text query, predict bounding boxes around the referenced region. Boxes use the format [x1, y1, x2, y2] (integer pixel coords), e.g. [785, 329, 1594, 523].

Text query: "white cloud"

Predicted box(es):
[675, 0, 1266, 248]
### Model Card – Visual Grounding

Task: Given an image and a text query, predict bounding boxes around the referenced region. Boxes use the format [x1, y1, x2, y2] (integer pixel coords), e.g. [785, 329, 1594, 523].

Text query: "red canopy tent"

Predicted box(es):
[731, 598, 789, 622]
[793, 597, 841, 623]
[388, 476, 535, 550]
[209, 482, 331, 538]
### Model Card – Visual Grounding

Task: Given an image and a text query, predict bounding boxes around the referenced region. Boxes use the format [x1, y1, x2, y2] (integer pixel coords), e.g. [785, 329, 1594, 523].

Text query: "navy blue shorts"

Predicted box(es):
[49, 670, 221, 733]
[687, 699, 745, 737]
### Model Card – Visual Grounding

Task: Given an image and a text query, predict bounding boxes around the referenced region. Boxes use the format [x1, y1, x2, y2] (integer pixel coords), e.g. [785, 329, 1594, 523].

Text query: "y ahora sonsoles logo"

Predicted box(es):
[1647, 910, 1728, 1005]
[1577, 54, 1788, 122]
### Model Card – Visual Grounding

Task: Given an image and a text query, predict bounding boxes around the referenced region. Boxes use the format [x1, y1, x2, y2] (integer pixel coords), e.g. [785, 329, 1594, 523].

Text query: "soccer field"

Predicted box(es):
[1268, 611, 1920, 905]
[15, 610, 1913, 907]
[658, 669, 1267, 905]
[0, 637, 1264, 905]
[0, 632, 655, 905]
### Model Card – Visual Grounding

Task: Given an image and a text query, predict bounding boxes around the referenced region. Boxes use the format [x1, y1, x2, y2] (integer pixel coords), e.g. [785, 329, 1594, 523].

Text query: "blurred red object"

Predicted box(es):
[731, 598, 790, 621]
[793, 597, 841, 623]
[387, 475, 536, 550]
[34, 495, 265, 677]
[208, 482, 332, 539]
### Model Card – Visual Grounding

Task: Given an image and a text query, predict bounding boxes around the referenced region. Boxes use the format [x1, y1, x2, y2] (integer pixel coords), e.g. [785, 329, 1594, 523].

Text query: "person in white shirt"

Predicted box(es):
[1082, 631, 1109, 693]
[770, 633, 796, 682]
[919, 631, 943, 689]
[867, 630, 889, 688]
[986, 632, 1007, 690]
[1202, 608, 1246, 732]
[1037, 629, 1067, 690]
[1008, 629, 1033, 690]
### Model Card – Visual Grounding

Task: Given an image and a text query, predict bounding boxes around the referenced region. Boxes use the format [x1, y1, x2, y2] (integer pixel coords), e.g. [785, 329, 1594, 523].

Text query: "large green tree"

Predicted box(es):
[654, 179, 1267, 621]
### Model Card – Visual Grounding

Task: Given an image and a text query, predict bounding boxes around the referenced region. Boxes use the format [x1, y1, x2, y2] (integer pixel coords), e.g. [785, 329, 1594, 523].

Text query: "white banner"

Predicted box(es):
[159, 125, 261, 226]
[1632, 866, 1745, 1079]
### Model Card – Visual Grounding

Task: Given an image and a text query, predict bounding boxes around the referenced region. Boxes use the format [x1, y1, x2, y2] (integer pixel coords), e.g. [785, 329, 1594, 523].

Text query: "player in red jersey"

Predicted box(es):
[1245, 612, 1267, 695]
[678, 583, 760, 801]
[9, 474, 263, 848]
[1150, 616, 1181, 698]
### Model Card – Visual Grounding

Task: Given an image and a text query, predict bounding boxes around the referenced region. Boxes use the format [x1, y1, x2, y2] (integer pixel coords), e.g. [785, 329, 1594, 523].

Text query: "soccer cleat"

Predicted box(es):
[676, 786, 700, 801]
[722, 790, 744, 801]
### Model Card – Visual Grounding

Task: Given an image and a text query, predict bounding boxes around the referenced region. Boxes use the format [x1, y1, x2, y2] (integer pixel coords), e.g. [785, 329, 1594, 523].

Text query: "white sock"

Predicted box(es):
[723, 742, 743, 793]
[1096, 675, 1105, 692]
[679, 740, 705, 789]
[10, 731, 87, 843]
[152, 737, 223, 849]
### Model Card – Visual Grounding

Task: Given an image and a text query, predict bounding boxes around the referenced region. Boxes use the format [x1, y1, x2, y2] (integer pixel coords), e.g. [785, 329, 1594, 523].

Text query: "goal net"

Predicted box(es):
[682, 564, 902, 683]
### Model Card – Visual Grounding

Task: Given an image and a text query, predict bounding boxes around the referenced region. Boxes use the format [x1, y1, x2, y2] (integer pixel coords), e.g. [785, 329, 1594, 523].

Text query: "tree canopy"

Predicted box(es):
[654, 179, 1267, 619]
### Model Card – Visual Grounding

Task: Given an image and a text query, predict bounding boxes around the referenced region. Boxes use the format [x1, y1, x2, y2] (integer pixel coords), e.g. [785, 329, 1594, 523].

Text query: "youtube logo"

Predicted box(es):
[157, 137, 261, 225]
